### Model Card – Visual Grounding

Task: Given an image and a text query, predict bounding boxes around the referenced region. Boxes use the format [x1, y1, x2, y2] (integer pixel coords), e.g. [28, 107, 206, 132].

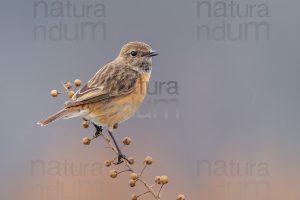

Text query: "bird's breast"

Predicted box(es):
[134, 73, 150, 100]
[85, 73, 151, 128]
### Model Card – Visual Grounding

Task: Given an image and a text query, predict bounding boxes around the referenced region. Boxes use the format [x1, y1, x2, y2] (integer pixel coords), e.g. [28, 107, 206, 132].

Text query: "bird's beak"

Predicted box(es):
[148, 51, 159, 57]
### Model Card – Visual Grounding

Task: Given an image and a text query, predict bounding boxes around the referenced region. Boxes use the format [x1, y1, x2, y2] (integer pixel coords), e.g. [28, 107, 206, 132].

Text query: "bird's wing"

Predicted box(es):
[65, 63, 139, 107]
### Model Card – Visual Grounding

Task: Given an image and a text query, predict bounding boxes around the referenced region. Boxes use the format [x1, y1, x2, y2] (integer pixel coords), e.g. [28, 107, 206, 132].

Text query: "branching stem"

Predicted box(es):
[99, 133, 162, 200]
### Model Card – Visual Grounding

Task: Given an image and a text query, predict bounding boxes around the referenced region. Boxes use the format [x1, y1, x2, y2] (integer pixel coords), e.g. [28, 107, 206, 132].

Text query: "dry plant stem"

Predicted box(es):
[138, 191, 151, 198]
[99, 133, 162, 200]
[137, 179, 160, 199]
[140, 165, 147, 177]
[118, 169, 131, 174]
[157, 184, 165, 198]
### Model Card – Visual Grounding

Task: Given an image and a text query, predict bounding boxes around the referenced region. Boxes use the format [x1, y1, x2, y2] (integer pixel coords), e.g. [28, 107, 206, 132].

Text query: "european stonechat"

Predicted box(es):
[38, 41, 158, 164]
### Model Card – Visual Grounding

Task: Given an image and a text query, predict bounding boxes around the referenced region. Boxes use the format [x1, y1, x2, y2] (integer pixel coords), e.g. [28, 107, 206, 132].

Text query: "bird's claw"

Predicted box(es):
[113, 153, 128, 165]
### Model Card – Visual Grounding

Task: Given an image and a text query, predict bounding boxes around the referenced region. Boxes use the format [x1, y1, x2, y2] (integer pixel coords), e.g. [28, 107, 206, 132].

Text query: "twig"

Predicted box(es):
[137, 191, 151, 198]
[99, 133, 161, 199]
[140, 164, 147, 177]
[157, 184, 165, 198]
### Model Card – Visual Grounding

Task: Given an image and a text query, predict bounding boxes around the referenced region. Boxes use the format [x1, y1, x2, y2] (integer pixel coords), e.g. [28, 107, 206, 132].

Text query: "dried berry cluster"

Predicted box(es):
[49, 79, 186, 200]
[83, 133, 185, 200]
[50, 79, 82, 98]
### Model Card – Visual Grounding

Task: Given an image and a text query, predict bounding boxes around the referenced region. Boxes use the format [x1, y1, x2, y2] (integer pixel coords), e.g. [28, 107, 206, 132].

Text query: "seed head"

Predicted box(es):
[131, 194, 138, 200]
[109, 169, 118, 178]
[74, 79, 81, 87]
[160, 175, 169, 184]
[155, 176, 161, 184]
[127, 157, 135, 165]
[68, 91, 75, 98]
[176, 194, 185, 200]
[130, 173, 138, 181]
[82, 121, 89, 128]
[123, 137, 131, 145]
[82, 137, 91, 145]
[50, 90, 58, 97]
[64, 82, 72, 90]
[113, 123, 118, 129]
[144, 156, 153, 165]
[129, 179, 136, 187]
[104, 160, 111, 167]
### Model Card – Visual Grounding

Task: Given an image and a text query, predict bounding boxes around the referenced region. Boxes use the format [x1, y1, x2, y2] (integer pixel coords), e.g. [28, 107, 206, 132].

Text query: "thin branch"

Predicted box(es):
[138, 178, 160, 200]
[157, 184, 165, 198]
[137, 190, 151, 198]
[99, 133, 161, 200]
[118, 169, 132, 174]
[140, 164, 147, 177]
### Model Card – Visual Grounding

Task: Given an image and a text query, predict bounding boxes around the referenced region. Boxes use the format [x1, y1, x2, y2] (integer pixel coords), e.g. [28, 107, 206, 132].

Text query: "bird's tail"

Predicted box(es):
[37, 107, 80, 126]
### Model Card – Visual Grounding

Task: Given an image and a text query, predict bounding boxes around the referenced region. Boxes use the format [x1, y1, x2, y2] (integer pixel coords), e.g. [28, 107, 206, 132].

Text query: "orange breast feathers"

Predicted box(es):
[83, 73, 150, 129]
[115, 73, 150, 111]
[133, 73, 150, 100]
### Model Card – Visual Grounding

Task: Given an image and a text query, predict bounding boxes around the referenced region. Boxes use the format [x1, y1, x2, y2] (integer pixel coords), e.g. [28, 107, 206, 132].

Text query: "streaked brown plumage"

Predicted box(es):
[37, 41, 158, 132]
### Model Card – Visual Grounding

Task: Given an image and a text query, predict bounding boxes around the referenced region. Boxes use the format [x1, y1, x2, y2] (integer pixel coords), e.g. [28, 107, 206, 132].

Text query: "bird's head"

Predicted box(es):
[117, 41, 158, 72]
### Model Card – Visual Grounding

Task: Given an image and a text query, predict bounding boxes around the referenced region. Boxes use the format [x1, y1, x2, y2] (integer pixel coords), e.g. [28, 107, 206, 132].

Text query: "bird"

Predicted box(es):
[37, 41, 158, 164]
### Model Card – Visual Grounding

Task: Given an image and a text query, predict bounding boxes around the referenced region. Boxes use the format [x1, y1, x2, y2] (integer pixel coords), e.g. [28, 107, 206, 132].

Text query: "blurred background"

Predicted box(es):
[0, 0, 300, 199]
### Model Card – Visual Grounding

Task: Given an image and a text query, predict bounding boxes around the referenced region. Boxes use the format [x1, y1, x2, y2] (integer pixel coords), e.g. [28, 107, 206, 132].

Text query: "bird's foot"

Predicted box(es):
[94, 124, 103, 132]
[92, 124, 103, 139]
[113, 153, 129, 165]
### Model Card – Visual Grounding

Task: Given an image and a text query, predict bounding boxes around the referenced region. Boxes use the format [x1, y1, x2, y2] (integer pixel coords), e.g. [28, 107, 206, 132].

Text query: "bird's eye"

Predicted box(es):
[130, 51, 137, 56]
